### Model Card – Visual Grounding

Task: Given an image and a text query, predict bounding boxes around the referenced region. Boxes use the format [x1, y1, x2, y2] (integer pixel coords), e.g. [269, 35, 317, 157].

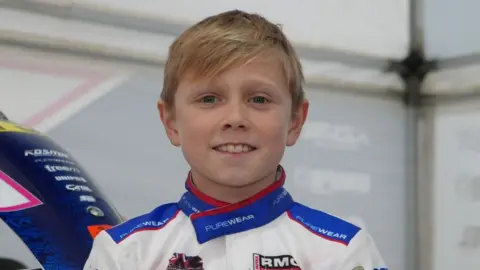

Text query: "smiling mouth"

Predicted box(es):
[213, 143, 257, 154]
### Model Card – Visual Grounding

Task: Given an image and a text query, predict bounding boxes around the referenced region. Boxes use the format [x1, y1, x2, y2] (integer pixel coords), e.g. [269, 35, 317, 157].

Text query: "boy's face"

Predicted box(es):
[158, 56, 308, 188]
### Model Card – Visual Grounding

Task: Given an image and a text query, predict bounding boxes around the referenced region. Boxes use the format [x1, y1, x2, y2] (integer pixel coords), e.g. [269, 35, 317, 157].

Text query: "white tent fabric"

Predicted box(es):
[4, 0, 480, 93]
[0, 0, 408, 92]
[1, 1, 480, 270]
[431, 102, 480, 270]
[74, 0, 409, 92]
[422, 0, 480, 94]
[78, 0, 410, 58]
[424, 0, 480, 58]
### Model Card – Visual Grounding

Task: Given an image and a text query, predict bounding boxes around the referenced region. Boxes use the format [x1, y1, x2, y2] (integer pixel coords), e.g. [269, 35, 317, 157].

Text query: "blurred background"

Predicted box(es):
[1, 0, 480, 269]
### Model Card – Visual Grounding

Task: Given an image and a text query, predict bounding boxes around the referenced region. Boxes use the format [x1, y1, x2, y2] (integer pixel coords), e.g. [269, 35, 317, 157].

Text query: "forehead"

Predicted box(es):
[178, 56, 289, 91]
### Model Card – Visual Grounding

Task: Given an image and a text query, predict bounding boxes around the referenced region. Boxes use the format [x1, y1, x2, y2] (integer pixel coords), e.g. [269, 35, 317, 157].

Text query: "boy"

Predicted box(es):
[84, 9, 388, 270]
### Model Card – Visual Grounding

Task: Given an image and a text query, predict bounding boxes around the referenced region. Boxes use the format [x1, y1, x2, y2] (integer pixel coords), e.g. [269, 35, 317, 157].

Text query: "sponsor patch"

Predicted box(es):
[79, 195, 96, 203]
[204, 214, 254, 232]
[55, 175, 87, 182]
[87, 224, 113, 239]
[253, 253, 301, 270]
[25, 149, 69, 158]
[66, 184, 92, 192]
[44, 165, 80, 173]
[167, 253, 204, 270]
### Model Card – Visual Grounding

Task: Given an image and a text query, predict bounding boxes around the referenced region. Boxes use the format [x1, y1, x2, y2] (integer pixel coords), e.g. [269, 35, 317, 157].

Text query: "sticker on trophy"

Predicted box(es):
[87, 224, 113, 239]
[0, 170, 42, 212]
[0, 120, 38, 134]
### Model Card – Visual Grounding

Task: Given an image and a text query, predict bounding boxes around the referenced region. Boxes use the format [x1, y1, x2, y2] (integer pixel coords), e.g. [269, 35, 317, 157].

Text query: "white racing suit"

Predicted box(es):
[83, 167, 388, 270]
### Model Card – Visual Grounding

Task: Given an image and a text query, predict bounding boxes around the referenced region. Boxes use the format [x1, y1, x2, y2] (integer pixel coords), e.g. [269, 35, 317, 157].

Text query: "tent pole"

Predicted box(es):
[385, 0, 437, 267]
[388, 47, 436, 270]
[404, 71, 422, 270]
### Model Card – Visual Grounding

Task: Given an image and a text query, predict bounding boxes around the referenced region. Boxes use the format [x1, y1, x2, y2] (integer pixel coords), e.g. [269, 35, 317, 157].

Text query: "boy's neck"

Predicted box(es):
[189, 169, 279, 204]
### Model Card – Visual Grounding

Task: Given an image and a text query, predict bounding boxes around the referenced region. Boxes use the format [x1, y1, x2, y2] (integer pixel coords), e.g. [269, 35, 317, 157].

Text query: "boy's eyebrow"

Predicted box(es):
[243, 79, 277, 88]
[241, 77, 286, 92]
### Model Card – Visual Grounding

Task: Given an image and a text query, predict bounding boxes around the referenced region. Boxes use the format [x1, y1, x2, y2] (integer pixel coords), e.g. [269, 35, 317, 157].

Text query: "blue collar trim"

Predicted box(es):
[177, 166, 294, 244]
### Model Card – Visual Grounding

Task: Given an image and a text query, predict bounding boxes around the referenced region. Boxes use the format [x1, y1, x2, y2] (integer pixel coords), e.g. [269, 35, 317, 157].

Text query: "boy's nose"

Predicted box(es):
[221, 102, 248, 130]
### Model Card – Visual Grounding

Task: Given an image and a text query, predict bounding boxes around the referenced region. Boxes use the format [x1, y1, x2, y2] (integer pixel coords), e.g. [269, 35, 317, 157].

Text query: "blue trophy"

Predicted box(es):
[0, 113, 122, 270]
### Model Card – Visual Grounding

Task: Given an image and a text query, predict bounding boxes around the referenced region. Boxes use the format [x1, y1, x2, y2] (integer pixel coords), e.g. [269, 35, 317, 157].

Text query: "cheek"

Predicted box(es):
[259, 118, 290, 142]
[177, 121, 207, 162]
[253, 109, 289, 137]
[176, 114, 214, 143]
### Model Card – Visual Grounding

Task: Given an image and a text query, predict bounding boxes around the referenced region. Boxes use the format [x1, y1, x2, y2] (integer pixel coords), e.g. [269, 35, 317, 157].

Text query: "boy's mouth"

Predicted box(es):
[213, 143, 257, 154]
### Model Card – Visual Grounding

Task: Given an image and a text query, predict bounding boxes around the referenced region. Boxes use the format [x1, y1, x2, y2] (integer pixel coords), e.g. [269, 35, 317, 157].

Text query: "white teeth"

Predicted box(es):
[215, 144, 254, 154]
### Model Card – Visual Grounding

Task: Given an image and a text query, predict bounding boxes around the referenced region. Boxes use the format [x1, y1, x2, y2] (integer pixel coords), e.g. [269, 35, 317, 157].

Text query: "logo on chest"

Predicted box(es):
[253, 253, 301, 270]
[167, 253, 204, 270]
[204, 214, 255, 231]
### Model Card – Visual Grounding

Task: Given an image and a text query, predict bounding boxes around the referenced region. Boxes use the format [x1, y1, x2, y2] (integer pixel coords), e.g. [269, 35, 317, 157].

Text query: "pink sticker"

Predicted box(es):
[0, 170, 42, 212]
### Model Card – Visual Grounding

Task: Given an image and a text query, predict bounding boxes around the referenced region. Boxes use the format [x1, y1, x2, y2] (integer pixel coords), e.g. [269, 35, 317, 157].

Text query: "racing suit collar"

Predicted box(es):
[178, 165, 294, 244]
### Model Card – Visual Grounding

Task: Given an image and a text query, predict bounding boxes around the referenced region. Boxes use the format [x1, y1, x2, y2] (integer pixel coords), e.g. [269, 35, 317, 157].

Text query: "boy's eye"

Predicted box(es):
[200, 95, 217, 103]
[250, 96, 268, 104]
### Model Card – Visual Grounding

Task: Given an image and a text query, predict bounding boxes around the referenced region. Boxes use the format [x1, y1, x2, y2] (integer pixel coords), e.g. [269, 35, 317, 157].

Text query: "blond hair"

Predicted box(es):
[161, 10, 304, 111]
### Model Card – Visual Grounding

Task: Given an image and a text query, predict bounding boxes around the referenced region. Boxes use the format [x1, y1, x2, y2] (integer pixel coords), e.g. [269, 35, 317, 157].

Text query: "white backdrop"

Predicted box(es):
[0, 1, 480, 270]
[73, 0, 409, 58]
[430, 100, 480, 270]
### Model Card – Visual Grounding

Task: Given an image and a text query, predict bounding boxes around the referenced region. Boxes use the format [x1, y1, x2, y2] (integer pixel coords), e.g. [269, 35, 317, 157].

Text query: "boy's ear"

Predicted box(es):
[157, 100, 181, 147]
[286, 99, 309, 147]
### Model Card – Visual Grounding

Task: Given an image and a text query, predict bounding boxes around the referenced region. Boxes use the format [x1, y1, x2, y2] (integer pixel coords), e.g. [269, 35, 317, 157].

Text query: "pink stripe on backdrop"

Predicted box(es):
[0, 57, 112, 128]
[21, 76, 107, 127]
